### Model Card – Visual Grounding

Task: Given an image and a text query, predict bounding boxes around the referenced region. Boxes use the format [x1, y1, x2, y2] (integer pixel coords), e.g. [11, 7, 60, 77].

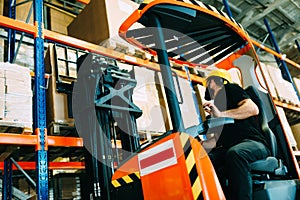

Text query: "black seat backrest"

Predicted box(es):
[245, 86, 277, 157]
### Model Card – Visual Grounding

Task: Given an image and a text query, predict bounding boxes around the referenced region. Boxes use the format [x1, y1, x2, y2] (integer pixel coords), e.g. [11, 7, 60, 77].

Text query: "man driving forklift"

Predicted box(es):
[202, 69, 270, 200]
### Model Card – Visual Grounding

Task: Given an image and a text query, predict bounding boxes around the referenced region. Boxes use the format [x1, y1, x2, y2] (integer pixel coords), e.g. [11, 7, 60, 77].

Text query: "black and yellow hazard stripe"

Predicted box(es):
[111, 172, 140, 188]
[180, 133, 202, 200]
[138, 0, 154, 10]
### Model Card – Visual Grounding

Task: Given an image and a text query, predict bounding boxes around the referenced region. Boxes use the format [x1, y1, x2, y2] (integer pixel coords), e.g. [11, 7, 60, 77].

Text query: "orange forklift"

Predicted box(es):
[78, 0, 300, 199]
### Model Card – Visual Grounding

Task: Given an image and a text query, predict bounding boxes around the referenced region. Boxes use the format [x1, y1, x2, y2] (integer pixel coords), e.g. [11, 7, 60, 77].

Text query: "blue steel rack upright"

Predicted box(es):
[2, 0, 48, 199]
[6, 0, 16, 63]
[264, 18, 300, 101]
[33, 0, 49, 199]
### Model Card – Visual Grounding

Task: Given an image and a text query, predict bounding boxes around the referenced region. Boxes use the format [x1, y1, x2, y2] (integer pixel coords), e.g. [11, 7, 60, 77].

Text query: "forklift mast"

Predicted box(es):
[73, 53, 142, 199]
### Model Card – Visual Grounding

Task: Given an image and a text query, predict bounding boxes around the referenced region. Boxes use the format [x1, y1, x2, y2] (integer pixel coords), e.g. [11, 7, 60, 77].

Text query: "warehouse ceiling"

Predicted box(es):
[199, 1, 300, 57]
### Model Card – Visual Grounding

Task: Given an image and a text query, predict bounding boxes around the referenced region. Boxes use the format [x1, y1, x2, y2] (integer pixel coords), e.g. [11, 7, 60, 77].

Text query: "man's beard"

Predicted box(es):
[204, 87, 214, 101]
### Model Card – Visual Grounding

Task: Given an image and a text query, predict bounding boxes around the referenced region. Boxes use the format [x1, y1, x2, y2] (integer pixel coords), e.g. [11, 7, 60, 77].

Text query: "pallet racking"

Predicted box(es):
[0, 0, 300, 199]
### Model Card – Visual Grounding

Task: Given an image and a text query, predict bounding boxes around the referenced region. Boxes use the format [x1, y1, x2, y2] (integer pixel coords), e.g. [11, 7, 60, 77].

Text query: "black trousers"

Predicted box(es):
[208, 139, 270, 200]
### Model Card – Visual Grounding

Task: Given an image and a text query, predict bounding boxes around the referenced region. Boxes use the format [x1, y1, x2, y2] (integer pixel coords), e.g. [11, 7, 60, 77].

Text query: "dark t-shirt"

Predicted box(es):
[213, 83, 269, 149]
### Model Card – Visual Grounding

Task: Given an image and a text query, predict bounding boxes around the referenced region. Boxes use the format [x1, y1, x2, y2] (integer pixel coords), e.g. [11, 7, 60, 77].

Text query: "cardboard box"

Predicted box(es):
[291, 123, 300, 150]
[50, 8, 74, 35]
[16, 0, 33, 24]
[14, 42, 34, 70]
[67, 0, 139, 45]
[5, 94, 32, 126]
[45, 44, 74, 127]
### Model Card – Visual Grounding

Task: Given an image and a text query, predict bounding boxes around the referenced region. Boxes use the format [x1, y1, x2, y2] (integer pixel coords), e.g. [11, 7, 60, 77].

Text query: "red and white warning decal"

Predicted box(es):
[138, 139, 177, 176]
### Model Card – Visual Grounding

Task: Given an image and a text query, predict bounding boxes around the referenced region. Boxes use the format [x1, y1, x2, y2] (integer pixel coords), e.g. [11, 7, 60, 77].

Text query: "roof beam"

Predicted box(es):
[278, 19, 300, 45]
[279, 32, 300, 47]
[242, 0, 289, 28]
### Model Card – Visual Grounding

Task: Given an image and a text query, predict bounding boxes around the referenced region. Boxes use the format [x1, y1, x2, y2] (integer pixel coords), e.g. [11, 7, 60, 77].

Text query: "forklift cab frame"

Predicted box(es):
[111, 0, 300, 199]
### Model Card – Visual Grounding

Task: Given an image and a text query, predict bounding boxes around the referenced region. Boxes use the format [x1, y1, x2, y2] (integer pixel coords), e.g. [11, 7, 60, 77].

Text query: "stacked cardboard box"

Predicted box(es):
[0, 62, 32, 129]
[45, 44, 74, 134]
[67, 0, 139, 45]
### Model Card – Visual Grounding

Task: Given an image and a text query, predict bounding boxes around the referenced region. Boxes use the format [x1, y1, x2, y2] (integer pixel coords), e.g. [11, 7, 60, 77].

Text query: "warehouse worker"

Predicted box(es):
[202, 69, 270, 200]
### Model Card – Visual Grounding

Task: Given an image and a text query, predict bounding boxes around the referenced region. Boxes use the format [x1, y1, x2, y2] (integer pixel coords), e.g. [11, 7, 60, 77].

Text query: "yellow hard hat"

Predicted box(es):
[204, 69, 232, 87]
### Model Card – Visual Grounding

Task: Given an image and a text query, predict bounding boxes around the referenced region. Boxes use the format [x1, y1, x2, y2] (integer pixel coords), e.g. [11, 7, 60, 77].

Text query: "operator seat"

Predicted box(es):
[245, 86, 287, 176]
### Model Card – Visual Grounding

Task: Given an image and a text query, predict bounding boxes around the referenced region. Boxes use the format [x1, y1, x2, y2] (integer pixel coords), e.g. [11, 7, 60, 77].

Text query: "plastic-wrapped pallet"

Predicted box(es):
[265, 64, 300, 105]
[0, 62, 32, 130]
[256, 62, 278, 99]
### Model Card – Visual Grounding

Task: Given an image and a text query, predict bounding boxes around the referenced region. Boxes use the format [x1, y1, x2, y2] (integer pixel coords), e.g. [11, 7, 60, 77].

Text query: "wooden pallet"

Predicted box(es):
[0, 122, 33, 161]
[48, 121, 77, 136]
[0, 121, 32, 135]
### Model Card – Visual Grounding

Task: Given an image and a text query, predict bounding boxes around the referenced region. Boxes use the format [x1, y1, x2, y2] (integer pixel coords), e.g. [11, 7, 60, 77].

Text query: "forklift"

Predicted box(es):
[74, 0, 300, 199]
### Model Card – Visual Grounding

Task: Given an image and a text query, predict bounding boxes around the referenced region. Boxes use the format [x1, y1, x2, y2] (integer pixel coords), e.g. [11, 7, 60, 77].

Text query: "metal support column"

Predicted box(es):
[222, 0, 233, 18]
[13, 3, 34, 63]
[33, 0, 48, 199]
[151, 14, 185, 133]
[264, 18, 300, 100]
[6, 0, 16, 63]
[10, 158, 36, 189]
[1, 158, 12, 200]
[296, 40, 300, 53]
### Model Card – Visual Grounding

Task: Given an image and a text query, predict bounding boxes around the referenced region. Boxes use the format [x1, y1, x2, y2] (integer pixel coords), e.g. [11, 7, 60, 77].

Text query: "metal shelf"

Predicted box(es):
[0, 161, 84, 170]
[273, 99, 300, 112]
[0, 15, 205, 84]
[0, 12, 206, 199]
[0, 133, 83, 147]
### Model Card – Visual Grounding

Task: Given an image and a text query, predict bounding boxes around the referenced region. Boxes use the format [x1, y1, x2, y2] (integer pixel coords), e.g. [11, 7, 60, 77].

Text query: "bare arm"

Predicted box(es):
[203, 98, 259, 120]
